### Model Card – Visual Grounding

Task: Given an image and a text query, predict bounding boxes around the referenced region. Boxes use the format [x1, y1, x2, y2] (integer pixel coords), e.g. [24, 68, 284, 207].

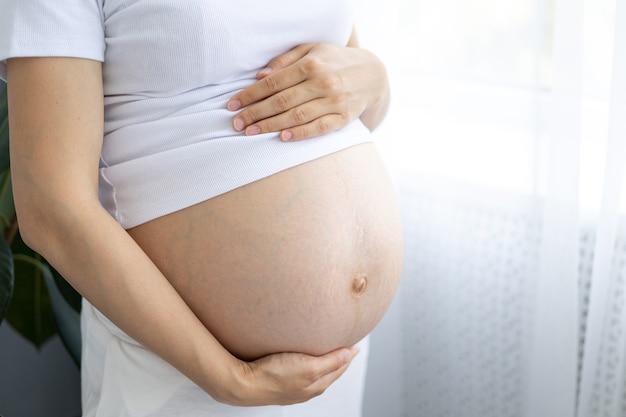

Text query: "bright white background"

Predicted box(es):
[359, 0, 626, 416]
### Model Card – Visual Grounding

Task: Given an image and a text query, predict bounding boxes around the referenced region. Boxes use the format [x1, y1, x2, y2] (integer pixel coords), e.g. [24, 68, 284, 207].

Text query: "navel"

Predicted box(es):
[352, 273, 368, 296]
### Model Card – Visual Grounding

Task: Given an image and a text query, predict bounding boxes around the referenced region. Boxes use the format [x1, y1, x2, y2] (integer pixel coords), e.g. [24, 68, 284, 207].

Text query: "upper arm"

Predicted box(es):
[7, 57, 104, 211]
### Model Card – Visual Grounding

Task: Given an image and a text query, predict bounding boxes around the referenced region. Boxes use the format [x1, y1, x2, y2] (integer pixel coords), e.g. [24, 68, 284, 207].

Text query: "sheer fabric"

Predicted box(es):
[358, 0, 626, 416]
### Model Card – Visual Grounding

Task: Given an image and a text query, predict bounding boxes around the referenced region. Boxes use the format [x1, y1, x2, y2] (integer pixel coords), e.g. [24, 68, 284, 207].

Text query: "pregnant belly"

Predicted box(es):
[127, 143, 403, 360]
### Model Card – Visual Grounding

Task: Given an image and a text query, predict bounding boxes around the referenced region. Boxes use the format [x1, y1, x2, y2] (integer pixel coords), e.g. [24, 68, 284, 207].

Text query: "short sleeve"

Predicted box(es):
[0, 0, 105, 81]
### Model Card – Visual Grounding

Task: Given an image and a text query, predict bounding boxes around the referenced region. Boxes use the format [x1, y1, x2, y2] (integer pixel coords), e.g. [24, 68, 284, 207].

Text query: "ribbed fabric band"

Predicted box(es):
[0, 0, 367, 228]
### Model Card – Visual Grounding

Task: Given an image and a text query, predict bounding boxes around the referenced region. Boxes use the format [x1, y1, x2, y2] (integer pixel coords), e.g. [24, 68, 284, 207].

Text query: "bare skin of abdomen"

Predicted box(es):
[127, 143, 403, 361]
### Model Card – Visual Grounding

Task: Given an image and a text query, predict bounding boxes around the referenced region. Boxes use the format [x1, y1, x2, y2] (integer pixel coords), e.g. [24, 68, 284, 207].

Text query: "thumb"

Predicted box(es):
[314, 346, 360, 379]
[257, 43, 317, 79]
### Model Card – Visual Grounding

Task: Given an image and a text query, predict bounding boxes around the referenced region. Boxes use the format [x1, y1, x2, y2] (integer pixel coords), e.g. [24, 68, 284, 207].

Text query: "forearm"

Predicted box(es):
[7, 57, 235, 401]
[19, 192, 238, 402]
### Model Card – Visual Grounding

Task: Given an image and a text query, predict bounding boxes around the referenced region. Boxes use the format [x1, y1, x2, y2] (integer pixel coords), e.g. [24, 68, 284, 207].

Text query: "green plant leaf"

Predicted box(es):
[0, 81, 8, 173]
[5, 253, 57, 349]
[50, 265, 82, 314]
[10, 228, 33, 256]
[0, 237, 14, 324]
[0, 169, 15, 230]
[41, 262, 81, 367]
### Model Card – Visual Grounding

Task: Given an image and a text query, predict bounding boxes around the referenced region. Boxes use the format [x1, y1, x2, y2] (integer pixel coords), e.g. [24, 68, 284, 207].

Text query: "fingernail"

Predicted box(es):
[228, 100, 241, 111]
[280, 130, 293, 141]
[233, 118, 244, 131]
[257, 67, 272, 77]
[246, 125, 261, 136]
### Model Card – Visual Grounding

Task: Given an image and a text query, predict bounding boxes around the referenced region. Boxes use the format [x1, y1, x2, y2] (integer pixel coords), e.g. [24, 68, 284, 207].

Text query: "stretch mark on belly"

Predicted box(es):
[352, 274, 368, 297]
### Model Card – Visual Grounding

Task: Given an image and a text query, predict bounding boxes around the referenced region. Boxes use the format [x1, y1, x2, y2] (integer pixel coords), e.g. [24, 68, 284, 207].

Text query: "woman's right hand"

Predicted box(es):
[219, 347, 360, 406]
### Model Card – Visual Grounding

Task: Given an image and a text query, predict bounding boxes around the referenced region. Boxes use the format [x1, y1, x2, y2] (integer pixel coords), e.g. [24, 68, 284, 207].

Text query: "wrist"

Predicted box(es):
[179, 335, 248, 405]
[356, 48, 390, 130]
[361, 61, 390, 130]
[215, 359, 258, 406]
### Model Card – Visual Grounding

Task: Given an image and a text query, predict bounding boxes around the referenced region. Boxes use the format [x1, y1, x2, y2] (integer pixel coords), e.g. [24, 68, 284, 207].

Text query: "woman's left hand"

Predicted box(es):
[227, 42, 389, 141]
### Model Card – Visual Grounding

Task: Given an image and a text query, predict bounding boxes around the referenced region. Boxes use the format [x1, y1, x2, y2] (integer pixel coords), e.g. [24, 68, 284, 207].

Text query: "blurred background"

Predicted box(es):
[358, 0, 626, 416]
[2, 0, 625, 416]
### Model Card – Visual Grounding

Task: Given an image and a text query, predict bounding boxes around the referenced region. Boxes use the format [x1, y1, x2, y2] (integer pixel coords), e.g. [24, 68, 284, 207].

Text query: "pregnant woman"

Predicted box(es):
[1, 0, 403, 416]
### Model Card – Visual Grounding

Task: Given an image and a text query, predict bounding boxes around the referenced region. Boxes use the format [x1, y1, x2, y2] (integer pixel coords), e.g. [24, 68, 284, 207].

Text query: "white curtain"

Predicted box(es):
[357, 0, 626, 416]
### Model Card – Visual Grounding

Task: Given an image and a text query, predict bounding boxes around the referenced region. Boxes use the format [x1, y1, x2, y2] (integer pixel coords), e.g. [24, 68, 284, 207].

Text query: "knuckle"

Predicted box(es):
[315, 118, 330, 135]
[263, 76, 280, 92]
[330, 93, 347, 106]
[299, 125, 310, 139]
[243, 108, 259, 124]
[308, 366, 326, 383]
[317, 74, 342, 93]
[272, 54, 291, 68]
[263, 119, 275, 132]
[302, 57, 322, 74]
[274, 94, 290, 112]
[292, 108, 307, 124]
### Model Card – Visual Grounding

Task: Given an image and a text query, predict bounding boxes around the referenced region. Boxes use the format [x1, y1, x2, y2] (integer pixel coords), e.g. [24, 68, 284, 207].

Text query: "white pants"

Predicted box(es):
[81, 300, 369, 417]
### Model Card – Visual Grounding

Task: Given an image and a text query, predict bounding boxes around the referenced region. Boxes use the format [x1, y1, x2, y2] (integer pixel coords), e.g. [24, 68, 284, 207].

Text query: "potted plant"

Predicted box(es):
[0, 80, 81, 366]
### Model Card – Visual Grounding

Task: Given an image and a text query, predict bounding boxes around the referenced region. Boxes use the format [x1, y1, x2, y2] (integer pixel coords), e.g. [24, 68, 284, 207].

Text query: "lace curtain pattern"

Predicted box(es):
[359, 0, 626, 416]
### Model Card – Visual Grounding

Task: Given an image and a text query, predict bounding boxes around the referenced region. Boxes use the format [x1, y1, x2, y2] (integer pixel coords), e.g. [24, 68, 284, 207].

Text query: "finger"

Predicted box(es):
[233, 84, 320, 132]
[244, 347, 359, 406]
[303, 358, 352, 398]
[227, 66, 306, 112]
[279, 113, 349, 142]
[269, 348, 357, 405]
[279, 360, 351, 405]
[256, 44, 317, 79]
[306, 346, 359, 382]
[299, 347, 360, 398]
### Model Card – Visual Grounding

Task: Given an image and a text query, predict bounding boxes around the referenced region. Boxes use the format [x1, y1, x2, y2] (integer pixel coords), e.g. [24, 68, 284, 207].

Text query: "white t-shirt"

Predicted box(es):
[0, 0, 371, 228]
